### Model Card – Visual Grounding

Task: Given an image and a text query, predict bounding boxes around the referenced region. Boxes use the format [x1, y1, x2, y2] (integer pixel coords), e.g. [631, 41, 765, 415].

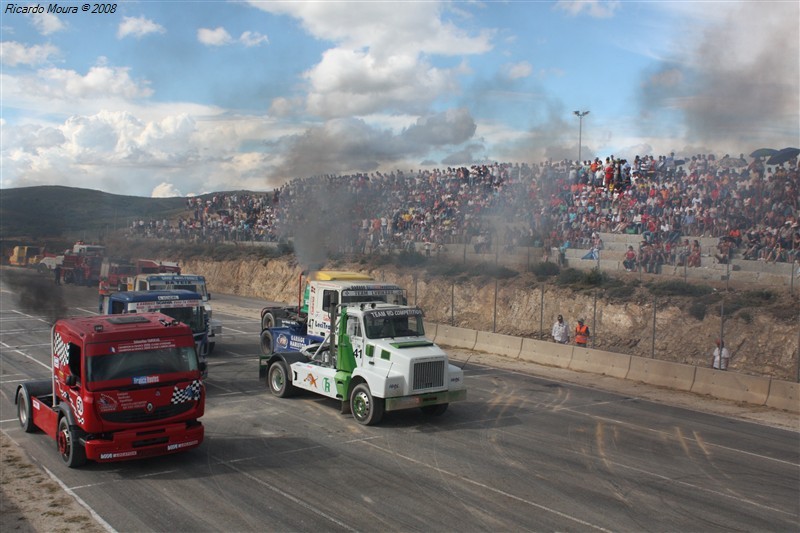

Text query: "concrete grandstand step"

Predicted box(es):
[597, 232, 720, 250]
[730, 259, 795, 275]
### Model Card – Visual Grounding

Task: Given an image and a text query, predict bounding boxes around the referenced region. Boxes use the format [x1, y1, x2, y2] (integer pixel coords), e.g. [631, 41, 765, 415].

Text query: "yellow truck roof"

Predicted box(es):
[310, 271, 374, 281]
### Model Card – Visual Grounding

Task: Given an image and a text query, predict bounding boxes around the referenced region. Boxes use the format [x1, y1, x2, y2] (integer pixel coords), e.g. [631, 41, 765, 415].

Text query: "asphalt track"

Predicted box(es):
[1, 272, 798, 532]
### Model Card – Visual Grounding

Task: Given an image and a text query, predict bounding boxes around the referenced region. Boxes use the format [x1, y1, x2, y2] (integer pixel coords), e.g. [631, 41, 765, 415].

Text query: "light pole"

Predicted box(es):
[573, 110, 589, 163]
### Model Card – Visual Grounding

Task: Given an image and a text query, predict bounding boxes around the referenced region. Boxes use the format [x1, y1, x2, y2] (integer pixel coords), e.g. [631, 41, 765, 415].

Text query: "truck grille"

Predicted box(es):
[100, 402, 193, 424]
[412, 360, 445, 391]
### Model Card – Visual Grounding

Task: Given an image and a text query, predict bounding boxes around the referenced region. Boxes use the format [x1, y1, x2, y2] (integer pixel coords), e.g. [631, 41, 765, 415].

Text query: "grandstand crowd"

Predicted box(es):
[129, 151, 800, 269]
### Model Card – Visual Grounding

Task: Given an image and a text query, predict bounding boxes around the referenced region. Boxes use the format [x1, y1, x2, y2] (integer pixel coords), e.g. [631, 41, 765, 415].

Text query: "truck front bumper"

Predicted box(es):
[384, 388, 466, 412]
[82, 421, 204, 462]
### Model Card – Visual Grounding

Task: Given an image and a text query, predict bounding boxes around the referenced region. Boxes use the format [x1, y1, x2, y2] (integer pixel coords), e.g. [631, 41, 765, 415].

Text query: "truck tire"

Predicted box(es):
[260, 330, 274, 356]
[261, 312, 275, 330]
[350, 383, 384, 426]
[420, 403, 448, 416]
[57, 417, 86, 468]
[268, 361, 295, 398]
[16, 388, 35, 433]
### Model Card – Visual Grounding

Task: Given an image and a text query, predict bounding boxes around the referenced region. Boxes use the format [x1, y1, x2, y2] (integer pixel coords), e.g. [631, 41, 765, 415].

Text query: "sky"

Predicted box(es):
[1, 1, 798, 198]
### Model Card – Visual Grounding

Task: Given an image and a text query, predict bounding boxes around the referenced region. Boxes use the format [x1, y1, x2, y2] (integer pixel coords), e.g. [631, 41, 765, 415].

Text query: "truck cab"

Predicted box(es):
[128, 273, 221, 351]
[60, 243, 104, 286]
[15, 313, 205, 467]
[100, 290, 210, 371]
[259, 271, 406, 358]
[264, 300, 466, 425]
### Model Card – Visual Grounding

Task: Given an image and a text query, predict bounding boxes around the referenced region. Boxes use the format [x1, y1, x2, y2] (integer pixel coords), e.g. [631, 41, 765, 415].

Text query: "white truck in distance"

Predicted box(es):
[264, 300, 466, 425]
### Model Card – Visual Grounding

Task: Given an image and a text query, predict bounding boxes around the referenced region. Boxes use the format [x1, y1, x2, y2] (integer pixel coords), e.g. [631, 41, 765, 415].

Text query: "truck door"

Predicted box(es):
[346, 313, 365, 362]
[61, 342, 86, 425]
[311, 290, 339, 338]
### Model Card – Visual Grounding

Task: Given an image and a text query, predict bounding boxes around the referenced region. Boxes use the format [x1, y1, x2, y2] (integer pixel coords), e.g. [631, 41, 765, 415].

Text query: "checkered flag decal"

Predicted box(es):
[171, 380, 202, 404]
[53, 332, 68, 369]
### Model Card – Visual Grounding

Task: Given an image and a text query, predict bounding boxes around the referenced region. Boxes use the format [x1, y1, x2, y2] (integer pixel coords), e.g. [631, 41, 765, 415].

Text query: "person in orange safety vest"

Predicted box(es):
[574, 318, 590, 347]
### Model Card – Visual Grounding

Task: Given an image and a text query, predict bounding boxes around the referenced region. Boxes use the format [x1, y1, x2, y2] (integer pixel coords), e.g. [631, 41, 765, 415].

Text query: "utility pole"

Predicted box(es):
[574, 110, 589, 163]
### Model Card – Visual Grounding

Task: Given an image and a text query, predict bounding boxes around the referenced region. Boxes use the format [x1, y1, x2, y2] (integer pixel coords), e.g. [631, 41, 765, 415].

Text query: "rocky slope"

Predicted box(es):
[182, 257, 799, 382]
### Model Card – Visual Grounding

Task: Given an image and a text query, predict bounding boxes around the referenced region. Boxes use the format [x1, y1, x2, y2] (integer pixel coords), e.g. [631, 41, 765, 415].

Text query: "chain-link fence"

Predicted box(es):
[397, 255, 800, 383]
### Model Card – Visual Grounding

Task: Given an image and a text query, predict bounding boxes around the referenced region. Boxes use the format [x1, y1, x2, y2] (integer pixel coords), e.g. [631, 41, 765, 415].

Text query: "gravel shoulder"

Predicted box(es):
[0, 432, 107, 533]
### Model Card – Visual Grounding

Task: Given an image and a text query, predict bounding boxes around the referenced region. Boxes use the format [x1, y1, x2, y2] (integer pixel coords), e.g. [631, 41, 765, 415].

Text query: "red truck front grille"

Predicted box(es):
[100, 402, 194, 424]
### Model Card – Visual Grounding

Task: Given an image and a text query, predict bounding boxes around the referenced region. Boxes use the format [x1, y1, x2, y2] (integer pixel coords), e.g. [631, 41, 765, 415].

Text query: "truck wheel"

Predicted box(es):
[420, 403, 448, 416]
[268, 361, 295, 398]
[17, 388, 35, 433]
[260, 330, 274, 356]
[261, 312, 275, 330]
[57, 417, 86, 468]
[350, 383, 384, 426]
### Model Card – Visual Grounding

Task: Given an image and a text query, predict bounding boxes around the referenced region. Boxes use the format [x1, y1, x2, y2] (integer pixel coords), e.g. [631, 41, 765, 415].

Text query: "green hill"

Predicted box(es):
[0, 186, 188, 241]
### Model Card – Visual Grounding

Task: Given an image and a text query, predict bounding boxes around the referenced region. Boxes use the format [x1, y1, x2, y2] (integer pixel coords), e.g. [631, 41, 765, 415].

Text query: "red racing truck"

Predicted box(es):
[15, 312, 206, 467]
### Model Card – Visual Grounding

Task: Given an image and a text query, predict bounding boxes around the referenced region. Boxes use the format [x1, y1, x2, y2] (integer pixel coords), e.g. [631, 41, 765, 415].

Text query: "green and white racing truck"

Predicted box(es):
[263, 300, 466, 425]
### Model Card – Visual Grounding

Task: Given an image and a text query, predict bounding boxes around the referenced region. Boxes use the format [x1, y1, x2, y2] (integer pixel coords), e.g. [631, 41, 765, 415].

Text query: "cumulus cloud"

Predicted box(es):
[0, 41, 59, 66]
[117, 16, 166, 39]
[151, 182, 183, 198]
[504, 61, 532, 80]
[1, 106, 294, 195]
[34, 63, 153, 100]
[31, 13, 66, 35]
[240, 31, 269, 47]
[198, 27, 233, 46]
[554, 1, 621, 19]
[197, 27, 267, 47]
[303, 48, 460, 118]
[250, 1, 492, 118]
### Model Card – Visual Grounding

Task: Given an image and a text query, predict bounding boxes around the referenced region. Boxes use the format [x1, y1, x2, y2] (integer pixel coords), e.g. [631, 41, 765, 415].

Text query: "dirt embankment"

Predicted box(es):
[185, 256, 800, 381]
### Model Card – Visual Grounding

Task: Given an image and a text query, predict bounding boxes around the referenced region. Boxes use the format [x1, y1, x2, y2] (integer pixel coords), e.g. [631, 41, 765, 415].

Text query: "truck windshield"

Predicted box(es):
[364, 314, 425, 339]
[342, 293, 406, 306]
[157, 306, 205, 334]
[150, 282, 207, 298]
[87, 346, 198, 384]
[173, 284, 206, 297]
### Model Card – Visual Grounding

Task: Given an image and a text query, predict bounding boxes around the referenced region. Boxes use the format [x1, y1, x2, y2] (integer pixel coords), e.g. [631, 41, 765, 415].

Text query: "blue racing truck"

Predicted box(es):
[128, 273, 221, 353]
[101, 290, 209, 376]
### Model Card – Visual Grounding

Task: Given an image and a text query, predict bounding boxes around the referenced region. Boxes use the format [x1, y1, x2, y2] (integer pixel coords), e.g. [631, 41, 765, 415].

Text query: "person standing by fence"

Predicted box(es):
[552, 315, 569, 344]
[712, 340, 731, 370]
[575, 318, 590, 347]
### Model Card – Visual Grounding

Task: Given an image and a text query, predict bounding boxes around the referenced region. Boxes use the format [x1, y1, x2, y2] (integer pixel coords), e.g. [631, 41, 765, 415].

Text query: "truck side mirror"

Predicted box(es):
[199, 361, 207, 373]
[207, 293, 211, 300]
[324, 292, 339, 313]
